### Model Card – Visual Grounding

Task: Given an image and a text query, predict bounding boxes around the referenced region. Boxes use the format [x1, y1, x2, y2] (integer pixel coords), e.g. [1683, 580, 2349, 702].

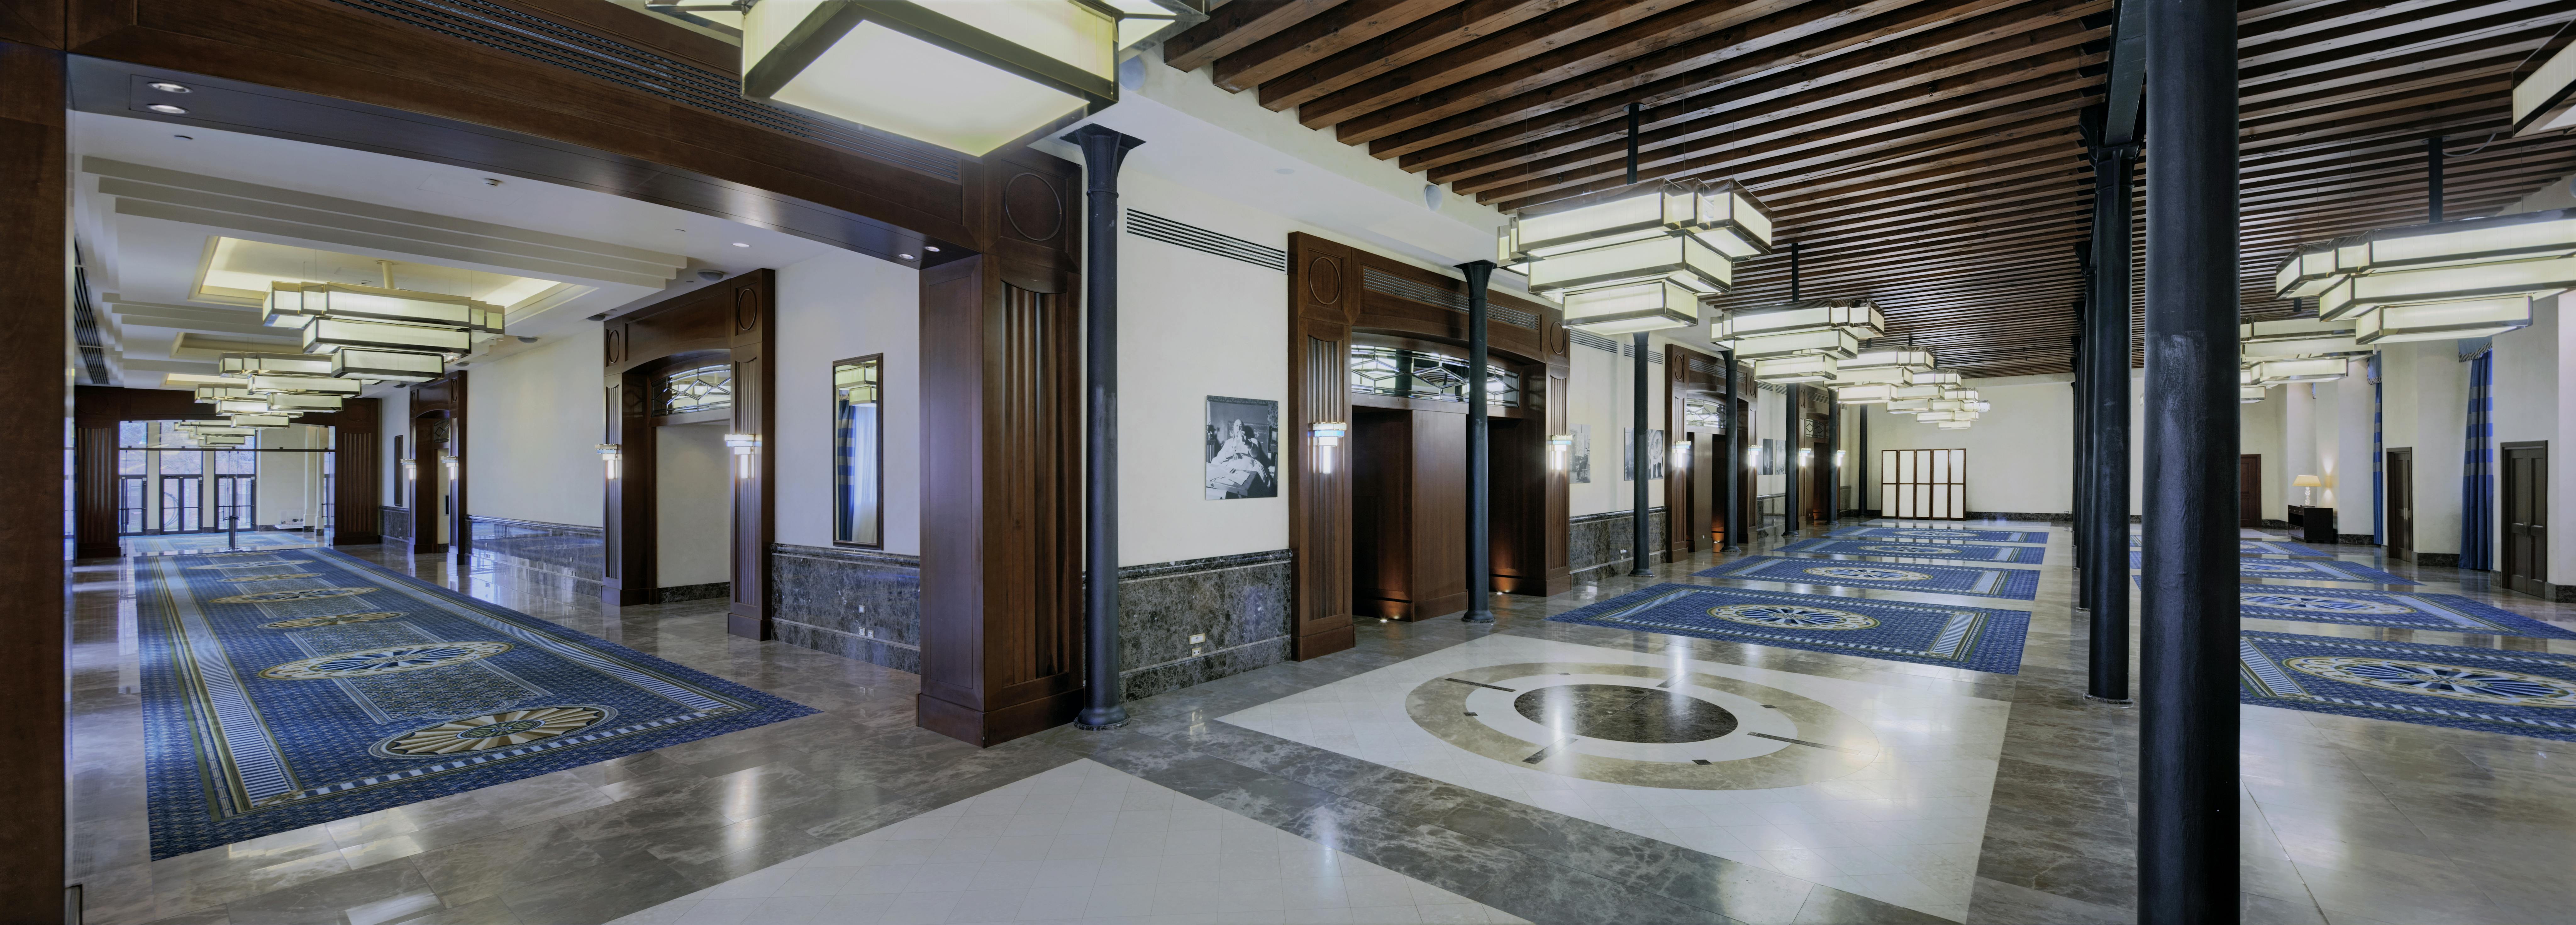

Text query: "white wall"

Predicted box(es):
[2382, 338, 2467, 554]
[2557, 295, 2576, 584]
[655, 421, 731, 586]
[2241, 386, 2286, 523]
[1564, 335, 1668, 518]
[2490, 305, 2559, 563]
[1863, 375, 2074, 515]
[378, 385, 409, 509]
[2329, 370, 2374, 532]
[464, 328, 606, 527]
[772, 248, 921, 554]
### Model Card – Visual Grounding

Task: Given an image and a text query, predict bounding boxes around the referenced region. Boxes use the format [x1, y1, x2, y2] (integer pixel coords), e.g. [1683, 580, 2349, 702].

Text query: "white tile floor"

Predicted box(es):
[1218, 634, 2012, 922]
[612, 759, 1531, 925]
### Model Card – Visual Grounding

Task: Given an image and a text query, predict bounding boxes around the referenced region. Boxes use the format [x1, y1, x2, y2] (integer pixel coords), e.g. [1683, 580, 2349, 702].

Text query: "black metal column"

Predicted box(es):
[1632, 333, 1652, 576]
[1066, 125, 1143, 732]
[2088, 145, 2135, 703]
[2074, 324, 2091, 600]
[1856, 403, 1867, 518]
[1461, 260, 1497, 623]
[2140, 0, 2239, 916]
[1722, 349, 1741, 550]
[1827, 398, 1840, 521]
[1784, 384, 1801, 536]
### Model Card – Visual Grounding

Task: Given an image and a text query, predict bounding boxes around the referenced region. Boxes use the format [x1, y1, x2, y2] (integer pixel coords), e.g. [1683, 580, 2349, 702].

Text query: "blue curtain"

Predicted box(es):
[2460, 352, 2494, 571]
[2369, 355, 2383, 545]
[834, 402, 858, 541]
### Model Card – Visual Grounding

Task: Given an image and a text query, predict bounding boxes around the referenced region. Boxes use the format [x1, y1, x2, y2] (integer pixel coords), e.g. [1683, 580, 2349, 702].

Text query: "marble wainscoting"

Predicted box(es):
[1118, 549, 1292, 701]
[769, 543, 922, 673]
[466, 515, 605, 583]
[377, 505, 411, 544]
[1568, 507, 1666, 578]
[1966, 510, 2074, 523]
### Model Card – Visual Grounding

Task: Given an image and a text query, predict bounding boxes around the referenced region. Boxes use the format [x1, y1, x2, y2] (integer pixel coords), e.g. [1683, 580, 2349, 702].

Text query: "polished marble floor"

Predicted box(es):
[64, 519, 2576, 924]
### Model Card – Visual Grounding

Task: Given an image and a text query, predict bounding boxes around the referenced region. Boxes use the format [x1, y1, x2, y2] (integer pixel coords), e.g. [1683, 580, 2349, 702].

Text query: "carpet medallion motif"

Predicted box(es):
[2239, 632, 2576, 741]
[1829, 527, 2048, 544]
[1697, 556, 2041, 600]
[1546, 583, 2030, 672]
[2127, 552, 2420, 585]
[141, 549, 814, 858]
[2235, 588, 2575, 638]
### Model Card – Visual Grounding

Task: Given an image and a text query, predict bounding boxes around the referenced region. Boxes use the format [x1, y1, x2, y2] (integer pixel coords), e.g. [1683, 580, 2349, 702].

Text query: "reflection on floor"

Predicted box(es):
[615, 758, 1528, 924]
[64, 521, 2576, 925]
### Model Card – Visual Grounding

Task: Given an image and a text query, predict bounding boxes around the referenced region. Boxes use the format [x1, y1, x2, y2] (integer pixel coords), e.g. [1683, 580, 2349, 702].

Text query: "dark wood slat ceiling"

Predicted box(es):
[1159, 0, 2576, 378]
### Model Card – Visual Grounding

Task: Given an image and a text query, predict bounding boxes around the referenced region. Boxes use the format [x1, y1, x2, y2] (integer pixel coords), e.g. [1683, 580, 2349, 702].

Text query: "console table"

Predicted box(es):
[2286, 505, 2337, 545]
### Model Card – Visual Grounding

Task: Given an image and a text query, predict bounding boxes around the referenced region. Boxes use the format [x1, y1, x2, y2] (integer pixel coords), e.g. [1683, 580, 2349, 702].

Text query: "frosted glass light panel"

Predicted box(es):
[833, 356, 883, 548]
[743, 0, 1119, 157]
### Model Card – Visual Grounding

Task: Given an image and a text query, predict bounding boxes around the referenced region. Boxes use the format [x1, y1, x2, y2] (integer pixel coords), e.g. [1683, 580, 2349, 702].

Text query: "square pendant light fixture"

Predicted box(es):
[2240, 317, 2367, 358]
[1752, 354, 1838, 383]
[304, 317, 473, 356]
[1498, 178, 1774, 336]
[247, 374, 364, 396]
[1834, 382, 1897, 403]
[222, 352, 337, 376]
[2317, 254, 2576, 320]
[742, 0, 1119, 157]
[229, 414, 293, 428]
[1935, 420, 1973, 430]
[2241, 386, 2268, 403]
[2252, 356, 2349, 386]
[1524, 234, 1730, 295]
[265, 393, 346, 412]
[1557, 279, 1703, 335]
[333, 348, 447, 383]
[2353, 295, 2535, 343]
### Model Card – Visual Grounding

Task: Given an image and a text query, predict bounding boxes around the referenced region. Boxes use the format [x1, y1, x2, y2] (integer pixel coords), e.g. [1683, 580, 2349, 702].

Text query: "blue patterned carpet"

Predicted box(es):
[2238, 588, 2575, 638]
[2127, 552, 2419, 585]
[2129, 537, 2333, 558]
[1696, 556, 2041, 600]
[126, 532, 320, 556]
[2240, 632, 2576, 741]
[1780, 538, 2044, 564]
[1548, 583, 2030, 673]
[141, 548, 814, 859]
[1830, 526, 2048, 544]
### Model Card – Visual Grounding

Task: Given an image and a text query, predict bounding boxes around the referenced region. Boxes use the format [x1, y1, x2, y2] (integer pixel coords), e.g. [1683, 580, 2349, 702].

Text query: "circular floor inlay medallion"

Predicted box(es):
[2241, 593, 2411, 615]
[1706, 603, 1879, 631]
[1512, 684, 1739, 744]
[261, 611, 405, 629]
[214, 587, 375, 605]
[385, 706, 607, 755]
[1802, 565, 1929, 582]
[259, 642, 512, 680]
[2284, 656, 2576, 707]
[1858, 544, 1958, 555]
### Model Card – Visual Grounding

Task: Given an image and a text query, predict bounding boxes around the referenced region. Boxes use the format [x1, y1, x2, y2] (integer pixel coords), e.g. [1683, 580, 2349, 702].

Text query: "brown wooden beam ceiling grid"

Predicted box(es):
[1165, 0, 2576, 378]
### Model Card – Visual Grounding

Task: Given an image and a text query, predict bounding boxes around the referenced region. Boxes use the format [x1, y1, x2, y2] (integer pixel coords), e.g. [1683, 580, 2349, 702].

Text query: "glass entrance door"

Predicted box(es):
[214, 475, 256, 531]
[160, 476, 202, 532]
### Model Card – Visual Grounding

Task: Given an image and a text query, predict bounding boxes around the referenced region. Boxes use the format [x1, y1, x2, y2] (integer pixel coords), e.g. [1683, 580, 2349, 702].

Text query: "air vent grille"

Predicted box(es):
[1126, 210, 1288, 271]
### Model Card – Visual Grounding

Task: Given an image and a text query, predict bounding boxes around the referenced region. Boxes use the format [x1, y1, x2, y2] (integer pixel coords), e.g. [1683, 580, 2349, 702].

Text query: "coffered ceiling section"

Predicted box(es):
[1161, 0, 2116, 377]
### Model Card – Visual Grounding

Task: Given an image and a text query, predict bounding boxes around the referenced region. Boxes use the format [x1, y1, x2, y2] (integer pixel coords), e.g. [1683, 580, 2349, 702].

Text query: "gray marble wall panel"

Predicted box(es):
[1568, 507, 1666, 577]
[1118, 549, 1293, 702]
[467, 515, 604, 582]
[769, 543, 922, 673]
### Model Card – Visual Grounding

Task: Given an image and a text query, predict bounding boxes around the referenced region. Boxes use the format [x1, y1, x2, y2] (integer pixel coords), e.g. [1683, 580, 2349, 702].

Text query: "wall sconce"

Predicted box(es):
[724, 433, 761, 479]
[597, 443, 622, 480]
[1309, 422, 1347, 475]
[1798, 447, 1813, 468]
[402, 459, 418, 482]
[1669, 438, 1690, 471]
[1548, 433, 1573, 471]
[440, 454, 458, 482]
[1834, 449, 1846, 468]
[1747, 445, 1763, 470]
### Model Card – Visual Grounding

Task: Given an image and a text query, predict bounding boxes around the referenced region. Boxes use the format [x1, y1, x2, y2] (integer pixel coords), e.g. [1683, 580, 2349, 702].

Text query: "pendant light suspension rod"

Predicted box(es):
[1789, 242, 1802, 300]
[2427, 136, 2445, 223]
[2139, 0, 2242, 914]
[1461, 260, 1497, 624]
[1065, 125, 1144, 732]
[1631, 332, 1652, 577]
[1625, 103, 1641, 185]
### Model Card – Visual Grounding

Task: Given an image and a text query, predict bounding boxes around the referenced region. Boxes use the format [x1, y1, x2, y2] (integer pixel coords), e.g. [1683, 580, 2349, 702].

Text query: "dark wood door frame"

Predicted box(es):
[1663, 343, 1720, 561]
[2502, 441, 2548, 597]
[406, 373, 467, 554]
[71, 386, 385, 558]
[1286, 233, 1568, 660]
[2387, 449, 2415, 562]
[2240, 454, 2263, 529]
[602, 271, 775, 644]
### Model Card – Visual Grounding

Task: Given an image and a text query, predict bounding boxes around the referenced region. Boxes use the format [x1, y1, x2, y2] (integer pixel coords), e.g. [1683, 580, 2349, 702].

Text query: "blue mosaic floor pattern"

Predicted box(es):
[1696, 555, 2041, 600]
[141, 547, 815, 859]
[1780, 538, 2045, 564]
[126, 532, 320, 556]
[1830, 526, 2048, 544]
[1548, 583, 2030, 673]
[2129, 536, 2333, 558]
[2240, 631, 2576, 741]
[2127, 552, 2420, 585]
[2238, 588, 2576, 638]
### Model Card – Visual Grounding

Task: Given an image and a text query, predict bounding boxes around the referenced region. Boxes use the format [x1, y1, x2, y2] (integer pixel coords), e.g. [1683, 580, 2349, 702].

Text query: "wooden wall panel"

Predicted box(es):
[1408, 410, 1467, 619]
[728, 279, 776, 639]
[1288, 236, 1356, 658]
[330, 397, 381, 545]
[1, 39, 67, 921]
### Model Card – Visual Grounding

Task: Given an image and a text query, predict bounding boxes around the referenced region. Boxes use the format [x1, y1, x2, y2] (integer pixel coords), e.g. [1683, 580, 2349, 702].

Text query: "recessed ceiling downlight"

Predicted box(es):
[148, 81, 191, 93]
[147, 103, 187, 114]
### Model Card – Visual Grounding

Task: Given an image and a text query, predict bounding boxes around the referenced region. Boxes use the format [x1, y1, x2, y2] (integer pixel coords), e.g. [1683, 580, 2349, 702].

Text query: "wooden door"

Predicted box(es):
[1690, 431, 1715, 549]
[1350, 411, 1409, 618]
[2504, 443, 2548, 596]
[2239, 455, 2263, 528]
[2387, 449, 2414, 561]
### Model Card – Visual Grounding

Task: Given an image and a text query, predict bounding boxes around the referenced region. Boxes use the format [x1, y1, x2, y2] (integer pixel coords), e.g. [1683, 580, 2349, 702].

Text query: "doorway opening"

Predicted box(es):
[2503, 441, 2548, 597]
[2240, 454, 2264, 529]
[2386, 448, 2415, 561]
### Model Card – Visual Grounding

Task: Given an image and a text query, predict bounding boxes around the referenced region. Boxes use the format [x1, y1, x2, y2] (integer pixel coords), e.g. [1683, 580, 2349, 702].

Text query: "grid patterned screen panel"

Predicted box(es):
[1881, 448, 1967, 520]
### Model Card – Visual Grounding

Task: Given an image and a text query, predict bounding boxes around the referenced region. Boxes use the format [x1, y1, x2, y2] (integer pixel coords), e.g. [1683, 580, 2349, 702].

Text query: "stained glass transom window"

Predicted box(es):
[1349, 345, 1522, 407]
[1686, 398, 1725, 432]
[659, 363, 733, 415]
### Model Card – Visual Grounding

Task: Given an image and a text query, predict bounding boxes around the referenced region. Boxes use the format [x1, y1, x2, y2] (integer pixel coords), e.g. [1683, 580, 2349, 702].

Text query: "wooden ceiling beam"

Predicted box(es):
[1449, 45, 2099, 196]
[1255, 0, 1572, 111]
[1294, 0, 1717, 129]
[1162, 0, 1357, 72]
[1212, 0, 1460, 91]
[2240, 0, 2564, 67]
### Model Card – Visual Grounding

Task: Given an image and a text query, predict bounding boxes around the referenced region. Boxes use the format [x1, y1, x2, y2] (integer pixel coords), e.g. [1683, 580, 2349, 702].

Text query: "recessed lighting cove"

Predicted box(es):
[149, 82, 191, 93]
[899, 254, 916, 260]
[147, 103, 186, 114]
[731, 242, 750, 248]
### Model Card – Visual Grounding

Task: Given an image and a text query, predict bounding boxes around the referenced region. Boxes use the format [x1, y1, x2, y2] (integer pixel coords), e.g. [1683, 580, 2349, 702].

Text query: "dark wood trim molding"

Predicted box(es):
[600, 270, 775, 639]
[406, 373, 466, 554]
[1285, 233, 1568, 658]
[0, 37, 68, 922]
[70, 386, 384, 558]
[1664, 342, 1721, 561]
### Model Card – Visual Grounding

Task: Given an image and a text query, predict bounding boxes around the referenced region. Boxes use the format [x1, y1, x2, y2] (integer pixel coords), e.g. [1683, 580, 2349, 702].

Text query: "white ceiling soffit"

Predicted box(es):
[1035, 52, 1509, 270]
[87, 158, 687, 290]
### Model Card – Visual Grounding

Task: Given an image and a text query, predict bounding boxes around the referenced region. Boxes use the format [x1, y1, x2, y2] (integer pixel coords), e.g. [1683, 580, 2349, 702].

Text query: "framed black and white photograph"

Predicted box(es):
[1205, 396, 1279, 500]
[1570, 424, 1591, 484]
[1622, 427, 1669, 481]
